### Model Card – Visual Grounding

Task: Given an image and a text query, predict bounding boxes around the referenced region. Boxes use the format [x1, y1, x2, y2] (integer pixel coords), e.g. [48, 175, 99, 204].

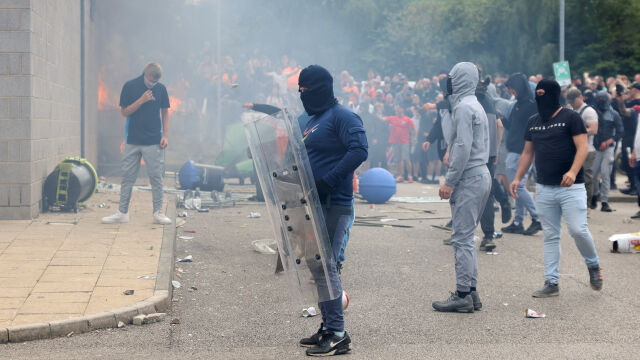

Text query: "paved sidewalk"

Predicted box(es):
[0, 190, 171, 332]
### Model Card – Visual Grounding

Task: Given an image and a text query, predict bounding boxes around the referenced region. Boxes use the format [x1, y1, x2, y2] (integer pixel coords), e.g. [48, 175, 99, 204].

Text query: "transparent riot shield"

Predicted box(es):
[243, 109, 340, 304]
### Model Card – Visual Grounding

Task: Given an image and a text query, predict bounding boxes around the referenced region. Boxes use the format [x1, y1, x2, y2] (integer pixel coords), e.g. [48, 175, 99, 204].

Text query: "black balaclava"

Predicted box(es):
[535, 79, 561, 121]
[298, 65, 338, 116]
[505, 73, 532, 101]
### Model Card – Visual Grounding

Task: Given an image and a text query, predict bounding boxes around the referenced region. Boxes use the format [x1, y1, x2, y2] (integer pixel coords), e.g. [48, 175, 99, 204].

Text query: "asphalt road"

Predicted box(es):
[3, 182, 640, 359]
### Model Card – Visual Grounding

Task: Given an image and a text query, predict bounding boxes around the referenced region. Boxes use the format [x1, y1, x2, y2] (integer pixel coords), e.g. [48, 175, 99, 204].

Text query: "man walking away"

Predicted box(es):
[510, 80, 602, 297]
[432, 62, 491, 313]
[501, 73, 542, 236]
[566, 88, 598, 205]
[102, 62, 172, 225]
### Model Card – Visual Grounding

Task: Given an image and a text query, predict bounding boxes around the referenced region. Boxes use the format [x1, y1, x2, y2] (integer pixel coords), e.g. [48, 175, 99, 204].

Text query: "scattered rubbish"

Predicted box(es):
[47, 221, 77, 226]
[197, 208, 209, 213]
[248, 212, 262, 218]
[302, 306, 317, 317]
[609, 233, 640, 253]
[437, 269, 443, 272]
[184, 230, 196, 233]
[172, 280, 181, 289]
[176, 255, 193, 262]
[123, 290, 134, 295]
[485, 252, 499, 255]
[503, 303, 509, 306]
[390, 196, 448, 204]
[184, 197, 202, 210]
[98, 203, 107, 208]
[252, 239, 277, 254]
[177, 267, 184, 273]
[189, 286, 198, 291]
[117, 321, 125, 328]
[137, 275, 155, 280]
[176, 219, 187, 228]
[526, 309, 546, 318]
[380, 218, 398, 223]
[132, 314, 145, 326]
[66, 331, 74, 337]
[179, 236, 194, 240]
[133, 313, 166, 326]
[170, 317, 181, 325]
[178, 211, 188, 217]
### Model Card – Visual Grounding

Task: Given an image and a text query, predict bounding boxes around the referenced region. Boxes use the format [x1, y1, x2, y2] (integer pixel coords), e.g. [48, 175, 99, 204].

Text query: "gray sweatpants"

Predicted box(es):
[450, 170, 491, 293]
[119, 143, 165, 214]
[592, 146, 614, 203]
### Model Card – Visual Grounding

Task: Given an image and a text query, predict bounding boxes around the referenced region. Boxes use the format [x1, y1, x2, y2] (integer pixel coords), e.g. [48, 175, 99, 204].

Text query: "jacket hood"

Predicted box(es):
[595, 90, 611, 111]
[449, 62, 479, 106]
[505, 73, 533, 102]
[298, 65, 338, 116]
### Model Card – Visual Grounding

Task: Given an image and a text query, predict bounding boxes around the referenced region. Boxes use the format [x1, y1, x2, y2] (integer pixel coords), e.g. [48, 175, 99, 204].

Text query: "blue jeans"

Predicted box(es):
[318, 204, 351, 332]
[535, 183, 599, 284]
[506, 152, 538, 224]
[337, 200, 355, 263]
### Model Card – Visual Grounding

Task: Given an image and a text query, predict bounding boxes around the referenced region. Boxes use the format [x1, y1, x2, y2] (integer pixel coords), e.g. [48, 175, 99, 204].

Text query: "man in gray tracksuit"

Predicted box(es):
[432, 62, 491, 313]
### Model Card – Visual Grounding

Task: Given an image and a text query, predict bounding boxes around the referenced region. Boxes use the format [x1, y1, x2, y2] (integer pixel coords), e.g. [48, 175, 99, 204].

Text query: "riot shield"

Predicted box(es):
[243, 109, 340, 304]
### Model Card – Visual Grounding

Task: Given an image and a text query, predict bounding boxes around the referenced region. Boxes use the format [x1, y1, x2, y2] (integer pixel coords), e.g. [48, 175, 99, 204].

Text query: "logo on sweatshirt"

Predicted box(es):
[302, 124, 319, 142]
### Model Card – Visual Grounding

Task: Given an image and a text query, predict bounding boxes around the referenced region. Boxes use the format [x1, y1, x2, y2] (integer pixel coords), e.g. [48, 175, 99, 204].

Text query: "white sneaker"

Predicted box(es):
[153, 211, 171, 225]
[102, 210, 129, 224]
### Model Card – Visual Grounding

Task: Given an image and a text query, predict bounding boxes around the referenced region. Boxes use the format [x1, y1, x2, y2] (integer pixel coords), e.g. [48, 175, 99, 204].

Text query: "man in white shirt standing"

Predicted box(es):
[566, 88, 598, 205]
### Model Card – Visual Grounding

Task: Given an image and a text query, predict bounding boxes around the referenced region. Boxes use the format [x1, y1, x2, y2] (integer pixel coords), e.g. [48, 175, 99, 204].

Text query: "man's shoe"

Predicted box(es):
[590, 196, 598, 209]
[432, 292, 474, 313]
[408, 176, 414, 183]
[601, 202, 613, 212]
[588, 265, 603, 291]
[153, 211, 172, 225]
[502, 222, 524, 234]
[479, 237, 496, 252]
[523, 220, 543, 236]
[500, 201, 512, 224]
[305, 331, 352, 356]
[470, 290, 482, 311]
[532, 281, 559, 298]
[300, 324, 323, 348]
[620, 187, 637, 196]
[631, 211, 640, 219]
[101, 211, 129, 224]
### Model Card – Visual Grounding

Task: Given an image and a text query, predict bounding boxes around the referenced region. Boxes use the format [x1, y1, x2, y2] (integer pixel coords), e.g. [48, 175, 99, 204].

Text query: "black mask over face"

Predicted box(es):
[298, 65, 338, 116]
[535, 79, 561, 121]
[439, 77, 452, 97]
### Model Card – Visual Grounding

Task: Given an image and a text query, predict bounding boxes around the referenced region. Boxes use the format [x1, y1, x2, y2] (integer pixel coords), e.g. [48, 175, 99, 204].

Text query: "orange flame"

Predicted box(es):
[168, 95, 183, 116]
[98, 69, 118, 110]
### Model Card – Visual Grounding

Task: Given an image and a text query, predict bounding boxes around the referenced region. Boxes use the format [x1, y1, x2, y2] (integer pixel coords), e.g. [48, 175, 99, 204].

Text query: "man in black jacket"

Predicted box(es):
[501, 73, 542, 236]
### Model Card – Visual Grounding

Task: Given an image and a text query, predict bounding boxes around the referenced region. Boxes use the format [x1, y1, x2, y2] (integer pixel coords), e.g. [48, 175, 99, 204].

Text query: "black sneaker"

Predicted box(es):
[470, 291, 482, 311]
[588, 265, 603, 291]
[432, 292, 474, 313]
[620, 187, 637, 196]
[523, 220, 542, 236]
[601, 202, 613, 212]
[590, 196, 598, 209]
[502, 222, 524, 234]
[532, 281, 559, 298]
[479, 237, 496, 252]
[500, 200, 512, 224]
[631, 211, 640, 219]
[305, 330, 352, 356]
[300, 324, 324, 348]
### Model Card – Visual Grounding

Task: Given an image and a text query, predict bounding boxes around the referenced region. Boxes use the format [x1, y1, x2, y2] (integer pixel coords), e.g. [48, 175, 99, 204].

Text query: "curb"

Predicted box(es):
[0, 195, 177, 344]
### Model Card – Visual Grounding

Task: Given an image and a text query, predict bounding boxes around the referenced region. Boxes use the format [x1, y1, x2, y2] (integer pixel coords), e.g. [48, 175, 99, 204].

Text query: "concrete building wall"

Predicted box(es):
[0, 0, 88, 220]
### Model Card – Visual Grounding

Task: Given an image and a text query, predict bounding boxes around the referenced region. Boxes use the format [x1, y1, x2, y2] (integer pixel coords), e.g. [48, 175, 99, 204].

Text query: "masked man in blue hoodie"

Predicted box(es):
[432, 62, 491, 313]
[297, 65, 368, 356]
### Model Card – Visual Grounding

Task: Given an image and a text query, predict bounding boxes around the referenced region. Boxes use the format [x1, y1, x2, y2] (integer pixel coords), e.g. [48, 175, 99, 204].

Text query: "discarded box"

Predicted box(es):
[609, 233, 640, 253]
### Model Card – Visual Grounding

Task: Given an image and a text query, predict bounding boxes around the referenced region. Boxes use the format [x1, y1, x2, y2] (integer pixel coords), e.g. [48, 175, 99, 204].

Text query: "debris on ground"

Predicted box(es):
[485, 252, 499, 255]
[197, 208, 209, 213]
[176, 255, 193, 262]
[47, 221, 77, 226]
[170, 317, 181, 325]
[178, 211, 188, 217]
[133, 313, 166, 326]
[66, 331, 74, 337]
[609, 233, 640, 253]
[302, 307, 317, 317]
[184, 230, 196, 233]
[123, 290, 134, 295]
[137, 275, 155, 280]
[98, 203, 108, 208]
[189, 286, 198, 291]
[176, 219, 187, 228]
[526, 309, 546, 318]
[172, 280, 181, 289]
[117, 321, 125, 328]
[178, 236, 194, 240]
[248, 212, 262, 218]
[251, 239, 277, 254]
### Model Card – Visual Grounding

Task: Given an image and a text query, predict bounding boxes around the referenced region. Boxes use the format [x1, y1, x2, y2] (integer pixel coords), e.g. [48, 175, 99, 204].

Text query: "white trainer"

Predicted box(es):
[153, 211, 171, 225]
[102, 210, 129, 224]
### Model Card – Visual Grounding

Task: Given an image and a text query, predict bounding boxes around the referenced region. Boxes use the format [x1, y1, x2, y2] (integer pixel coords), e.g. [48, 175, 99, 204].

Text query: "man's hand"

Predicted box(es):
[139, 90, 154, 105]
[509, 179, 520, 199]
[160, 135, 168, 149]
[439, 183, 453, 200]
[422, 141, 431, 152]
[560, 170, 576, 187]
[242, 103, 254, 109]
[599, 139, 613, 151]
[443, 150, 450, 167]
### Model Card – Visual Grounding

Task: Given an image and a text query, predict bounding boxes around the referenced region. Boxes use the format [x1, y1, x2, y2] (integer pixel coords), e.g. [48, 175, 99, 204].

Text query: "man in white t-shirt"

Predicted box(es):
[567, 88, 598, 204]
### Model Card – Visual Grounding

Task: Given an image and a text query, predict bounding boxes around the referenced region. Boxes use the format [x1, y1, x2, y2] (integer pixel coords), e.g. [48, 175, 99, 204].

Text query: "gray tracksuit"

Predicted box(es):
[441, 62, 491, 293]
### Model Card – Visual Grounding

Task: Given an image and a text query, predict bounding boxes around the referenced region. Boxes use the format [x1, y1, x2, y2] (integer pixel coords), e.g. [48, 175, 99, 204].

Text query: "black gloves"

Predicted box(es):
[315, 178, 332, 199]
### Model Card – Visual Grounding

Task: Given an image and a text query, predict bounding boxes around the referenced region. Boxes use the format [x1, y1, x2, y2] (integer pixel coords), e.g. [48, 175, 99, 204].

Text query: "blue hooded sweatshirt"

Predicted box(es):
[298, 65, 368, 205]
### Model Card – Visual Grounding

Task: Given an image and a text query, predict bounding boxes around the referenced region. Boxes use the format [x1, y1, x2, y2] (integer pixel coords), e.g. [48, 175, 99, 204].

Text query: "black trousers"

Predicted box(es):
[480, 158, 498, 238]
